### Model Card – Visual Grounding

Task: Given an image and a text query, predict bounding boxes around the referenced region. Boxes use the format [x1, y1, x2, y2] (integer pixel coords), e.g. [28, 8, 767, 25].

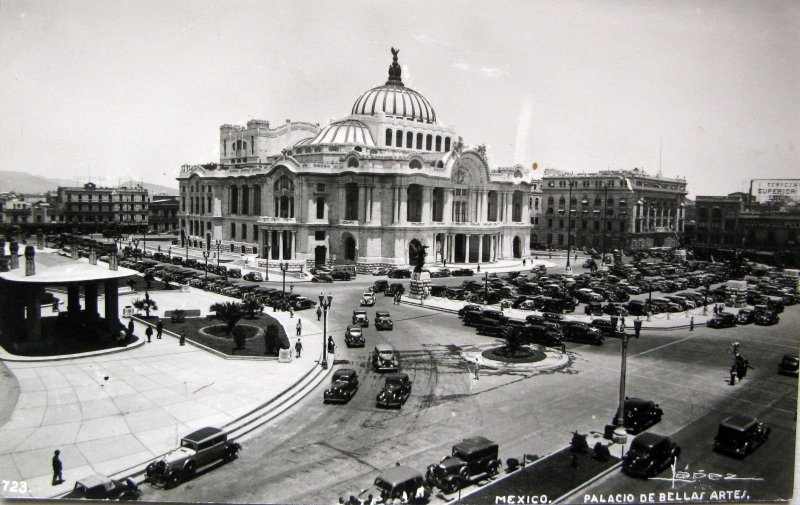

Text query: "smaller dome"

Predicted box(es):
[308, 120, 376, 147]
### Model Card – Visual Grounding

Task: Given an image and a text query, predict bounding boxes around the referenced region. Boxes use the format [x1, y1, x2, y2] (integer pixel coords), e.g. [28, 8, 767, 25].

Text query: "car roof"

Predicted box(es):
[720, 415, 757, 431]
[333, 368, 357, 379]
[386, 372, 409, 382]
[377, 465, 422, 486]
[75, 474, 113, 489]
[453, 436, 498, 454]
[183, 426, 224, 442]
[354, 310, 367, 314]
[375, 345, 394, 353]
[376, 311, 390, 317]
[625, 397, 651, 407]
[632, 432, 669, 448]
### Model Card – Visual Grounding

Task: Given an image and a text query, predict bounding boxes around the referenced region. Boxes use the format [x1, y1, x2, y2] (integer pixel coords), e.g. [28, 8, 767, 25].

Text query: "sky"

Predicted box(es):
[0, 0, 798, 197]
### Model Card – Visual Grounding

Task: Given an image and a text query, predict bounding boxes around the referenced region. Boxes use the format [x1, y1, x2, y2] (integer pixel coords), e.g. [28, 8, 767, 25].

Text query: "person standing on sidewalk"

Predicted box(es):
[289, 306, 295, 318]
[316, 306, 322, 321]
[295, 338, 303, 358]
[156, 320, 163, 339]
[296, 319, 302, 336]
[127, 319, 134, 337]
[145, 326, 153, 343]
[179, 330, 186, 346]
[473, 357, 480, 380]
[52, 449, 63, 485]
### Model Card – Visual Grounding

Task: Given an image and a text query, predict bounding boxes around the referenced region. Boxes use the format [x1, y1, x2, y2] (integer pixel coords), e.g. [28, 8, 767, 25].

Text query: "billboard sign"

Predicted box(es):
[752, 179, 800, 203]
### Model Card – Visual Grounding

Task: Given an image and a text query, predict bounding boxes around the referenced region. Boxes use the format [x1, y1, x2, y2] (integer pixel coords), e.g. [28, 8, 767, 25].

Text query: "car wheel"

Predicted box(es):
[223, 447, 238, 462]
[184, 461, 196, 478]
[487, 459, 500, 476]
[167, 473, 181, 489]
[443, 479, 460, 494]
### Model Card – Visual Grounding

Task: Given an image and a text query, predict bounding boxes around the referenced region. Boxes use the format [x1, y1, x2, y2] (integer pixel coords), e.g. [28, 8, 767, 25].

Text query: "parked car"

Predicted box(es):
[425, 436, 501, 494]
[372, 267, 389, 276]
[754, 309, 779, 326]
[352, 310, 369, 327]
[332, 270, 353, 281]
[385, 283, 405, 296]
[622, 433, 680, 478]
[64, 474, 141, 500]
[358, 466, 429, 505]
[376, 372, 412, 408]
[323, 368, 359, 403]
[372, 345, 399, 372]
[612, 397, 663, 434]
[145, 427, 240, 487]
[375, 311, 394, 331]
[562, 321, 604, 345]
[459, 304, 483, 319]
[292, 297, 316, 310]
[373, 280, 389, 293]
[736, 308, 755, 325]
[520, 324, 563, 347]
[243, 272, 263, 282]
[707, 312, 737, 328]
[227, 268, 242, 278]
[451, 268, 475, 276]
[388, 268, 412, 279]
[713, 415, 770, 458]
[344, 325, 365, 347]
[312, 274, 334, 283]
[778, 353, 799, 376]
[591, 319, 619, 337]
[361, 292, 376, 307]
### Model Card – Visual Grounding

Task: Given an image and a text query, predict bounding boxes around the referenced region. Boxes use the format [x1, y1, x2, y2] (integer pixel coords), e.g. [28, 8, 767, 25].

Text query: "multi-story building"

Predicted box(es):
[56, 182, 149, 232]
[177, 49, 534, 268]
[538, 168, 688, 253]
[0, 193, 53, 229]
[148, 195, 179, 234]
[693, 192, 800, 267]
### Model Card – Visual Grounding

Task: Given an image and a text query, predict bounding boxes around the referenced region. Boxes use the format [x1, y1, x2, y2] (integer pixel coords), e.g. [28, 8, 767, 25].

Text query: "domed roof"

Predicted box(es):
[308, 119, 376, 147]
[351, 48, 437, 124]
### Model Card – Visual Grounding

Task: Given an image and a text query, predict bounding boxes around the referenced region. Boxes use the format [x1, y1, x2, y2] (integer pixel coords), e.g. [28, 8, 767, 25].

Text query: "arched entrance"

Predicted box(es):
[315, 245, 327, 266]
[408, 238, 423, 267]
[512, 236, 522, 258]
[342, 233, 357, 263]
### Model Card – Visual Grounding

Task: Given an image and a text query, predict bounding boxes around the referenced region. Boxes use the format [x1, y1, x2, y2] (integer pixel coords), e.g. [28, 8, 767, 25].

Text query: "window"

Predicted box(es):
[409, 159, 422, 169]
[347, 157, 359, 168]
[406, 131, 413, 148]
[385, 128, 392, 146]
[426, 134, 433, 150]
[396, 130, 403, 147]
[316, 197, 325, 219]
[253, 226, 258, 241]
[315, 231, 326, 240]
[435, 135, 442, 151]
[416, 132, 423, 149]
[444, 137, 451, 151]
[230, 223, 236, 239]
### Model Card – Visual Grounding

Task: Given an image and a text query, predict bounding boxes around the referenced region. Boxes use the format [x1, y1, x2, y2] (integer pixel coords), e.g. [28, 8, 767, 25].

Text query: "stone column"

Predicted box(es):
[105, 280, 119, 330]
[478, 234, 484, 263]
[278, 230, 284, 260]
[422, 187, 432, 223]
[505, 193, 513, 223]
[338, 185, 346, 222]
[67, 285, 81, 317]
[480, 191, 488, 223]
[85, 283, 99, 319]
[399, 187, 407, 223]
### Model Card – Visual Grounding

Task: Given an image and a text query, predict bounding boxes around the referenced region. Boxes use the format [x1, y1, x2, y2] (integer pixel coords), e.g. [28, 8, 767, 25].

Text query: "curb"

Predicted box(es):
[552, 461, 622, 503]
[0, 337, 147, 363]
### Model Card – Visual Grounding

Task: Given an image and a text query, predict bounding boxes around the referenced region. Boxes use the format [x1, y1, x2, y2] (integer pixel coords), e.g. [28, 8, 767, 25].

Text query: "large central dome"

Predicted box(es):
[351, 48, 437, 124]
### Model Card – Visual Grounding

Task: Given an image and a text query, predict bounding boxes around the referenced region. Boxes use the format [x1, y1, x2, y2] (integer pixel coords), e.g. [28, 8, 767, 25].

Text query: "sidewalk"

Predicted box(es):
[0, 286, 326, 499]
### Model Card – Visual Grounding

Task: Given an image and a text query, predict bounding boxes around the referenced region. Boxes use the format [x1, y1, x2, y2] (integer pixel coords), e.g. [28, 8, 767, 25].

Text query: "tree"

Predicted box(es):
[264, 324, 280, 355]
[503, 327, 524, 356]
[210, 302, 244, 336]
[143, 272, 155, 290]
[242, 298, 263, 319]
[127, 278, 137, 292]
[132, 293, 158, 318]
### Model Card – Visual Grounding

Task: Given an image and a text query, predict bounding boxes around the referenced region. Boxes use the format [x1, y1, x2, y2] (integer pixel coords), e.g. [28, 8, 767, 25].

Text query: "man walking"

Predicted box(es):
[316, 306, 322, 321]
[295, 338, 303, 358]
[179, 330, 186, 346]
[145, 326, 153, 343]
[156, 320, 163, 339]
[52, 449, 63, 485]
[296, 319, 302, 336]
[473, 357, 480, 380]
[328, 335, 336, 355]
[127, 319, 134, 338]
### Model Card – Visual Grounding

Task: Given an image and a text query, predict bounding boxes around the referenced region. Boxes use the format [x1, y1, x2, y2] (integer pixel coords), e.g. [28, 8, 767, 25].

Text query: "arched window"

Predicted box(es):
[426, 134, 433, 150]
[396, 130, 403, 147]
[711, 207, 722, 219]
[274, 176, 295, 218]
[407, 185, 423, 222]
[416, 133, 423, 149]
[274, 176, 294, 192]
[558, 196, 566, 207]
[547, 196, 554, 206]
[406, 131, 413, 148]
[594, 197, 601, 206]
[444, 137, 451, 152]
[534, 198, 539, 210]
[512, 191, 524, 222]
[607, 198, 614, 207]
[385, 128, 392, 146]
[347, 157, 359, 168]
[435, 135, 442, 151]
[409, 159, 422, 169]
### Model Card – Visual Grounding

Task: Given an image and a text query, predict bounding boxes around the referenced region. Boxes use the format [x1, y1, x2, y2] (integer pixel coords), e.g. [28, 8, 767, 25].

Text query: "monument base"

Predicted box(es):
[408, 271, 431, 300]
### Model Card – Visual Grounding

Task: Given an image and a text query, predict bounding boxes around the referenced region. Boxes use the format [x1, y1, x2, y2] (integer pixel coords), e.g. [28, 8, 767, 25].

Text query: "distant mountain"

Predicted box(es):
[0, 171, 178, 196]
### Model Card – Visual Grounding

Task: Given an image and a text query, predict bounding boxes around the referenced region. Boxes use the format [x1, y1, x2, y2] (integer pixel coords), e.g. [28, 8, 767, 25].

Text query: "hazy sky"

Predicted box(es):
[1, 0, 798, 197]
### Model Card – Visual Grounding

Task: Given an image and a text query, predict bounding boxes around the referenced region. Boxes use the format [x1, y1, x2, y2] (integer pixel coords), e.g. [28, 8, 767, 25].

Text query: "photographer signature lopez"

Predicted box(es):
[649, 462, 764, 484]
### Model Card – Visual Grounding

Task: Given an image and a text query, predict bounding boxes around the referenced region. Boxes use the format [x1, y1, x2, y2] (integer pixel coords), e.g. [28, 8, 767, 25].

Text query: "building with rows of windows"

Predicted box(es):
[177, 50, 534, 268]
[537, 168, 687, 253]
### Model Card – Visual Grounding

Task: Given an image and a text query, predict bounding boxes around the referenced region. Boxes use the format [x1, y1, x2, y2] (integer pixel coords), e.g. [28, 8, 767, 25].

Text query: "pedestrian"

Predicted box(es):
[316, 306, 322, 321]
[127, 319, 134, 337]
[52, 449, 63, 485]
[477, 264, 481, 272]
[474, 357, 480, 380]
[290, 283, 294, 293]
[295, 338, 302, 358]
[620, 316, 626, 333]
[561, 341, 567, 354]
[145, 326, 153, 343]
[523, 259, 526, 266]
[179, 330, 186, 346]
[296, 319, 302, 336]
[289, 306, 294, 318]
[328, 336, 336, 355]
[690, 317, 694, 331]
[156, 320, 163, 339]
[574, 253, 578, 262]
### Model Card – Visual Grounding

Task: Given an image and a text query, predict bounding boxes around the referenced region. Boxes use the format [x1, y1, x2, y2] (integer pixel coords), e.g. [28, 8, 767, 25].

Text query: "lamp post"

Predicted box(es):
[280, 261, 289, 294]
[565, 181, 576, 273]
[167, 246, 172, 260]
[142, 227, 147, 258]
[132, 239, 140, 263]
[215, 240, 222, 270]
[202, 249, 210, 280]
[264, 244, 270, 280]
[601, 182, 609, 270]
[318, 292, 333, 369]
[613, 320, 642, 454]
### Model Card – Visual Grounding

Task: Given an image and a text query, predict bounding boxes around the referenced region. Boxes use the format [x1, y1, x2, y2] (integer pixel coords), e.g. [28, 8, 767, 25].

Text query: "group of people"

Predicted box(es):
[712, 304, 727, 315]
[729, 341, 751, 385]
[392, 292, 402, 305]
[294, 334, 336, 358]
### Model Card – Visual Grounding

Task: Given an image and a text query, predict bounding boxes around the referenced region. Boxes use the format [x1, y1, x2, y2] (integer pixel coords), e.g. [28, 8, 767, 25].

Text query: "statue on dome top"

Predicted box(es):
[387, 47, 403, 85]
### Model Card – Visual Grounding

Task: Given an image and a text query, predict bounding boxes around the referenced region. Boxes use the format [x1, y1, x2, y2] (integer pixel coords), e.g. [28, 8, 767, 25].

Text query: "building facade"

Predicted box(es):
[177, 50, 533, 268]
[537, 168, 687, 252]
[57, 182, 149, 232]
[148, 195, 179, 234]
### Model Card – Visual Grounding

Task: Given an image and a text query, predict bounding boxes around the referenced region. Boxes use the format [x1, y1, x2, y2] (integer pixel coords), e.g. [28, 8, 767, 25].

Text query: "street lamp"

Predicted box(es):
[613, 320, 642, 454]
[601, 182, 609, 269]
[215, 239, 222, 270]
[318, 292, 333, 369]
[565, 181, 576, 273]
[264, 244, 271, 280]
[132, 239, 140, 263]
[202, 248, 210, 280]
[280, 261, 289, 294]
[484, 271, 489, 303]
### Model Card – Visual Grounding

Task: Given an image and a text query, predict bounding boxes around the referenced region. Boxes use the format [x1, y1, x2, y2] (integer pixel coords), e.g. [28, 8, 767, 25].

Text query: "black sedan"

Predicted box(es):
[376, 372, 412, 408]
[613, 397, 663, 434]
[778, 354, 798, 376]
[754, 310, 779, 326]
[64, 474, 141, 500]
[312, 274, 334, 283]
[324, 369, 359, 403]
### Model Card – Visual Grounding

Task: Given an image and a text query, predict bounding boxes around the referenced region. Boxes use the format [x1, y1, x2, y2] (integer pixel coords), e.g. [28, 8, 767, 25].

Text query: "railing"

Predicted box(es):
[257, 216, 296, 224]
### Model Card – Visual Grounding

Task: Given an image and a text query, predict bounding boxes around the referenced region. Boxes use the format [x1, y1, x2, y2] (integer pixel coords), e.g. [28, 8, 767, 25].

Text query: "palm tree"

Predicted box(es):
[132, 293, 158, 318]
[143, 271, 155, 290]
[242, 298, 263, 319]
[210, 302, 244, 336]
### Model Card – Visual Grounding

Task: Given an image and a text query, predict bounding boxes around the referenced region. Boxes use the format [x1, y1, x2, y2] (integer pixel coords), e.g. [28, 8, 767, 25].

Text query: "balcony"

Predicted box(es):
[339, 219, 360, 225]
[258, 216, 296, 224]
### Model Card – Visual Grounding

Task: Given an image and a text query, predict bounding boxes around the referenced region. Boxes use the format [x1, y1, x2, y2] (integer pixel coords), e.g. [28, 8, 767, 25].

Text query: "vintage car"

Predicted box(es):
[451, 268, 475, 276]
[242, 272, 263, 282]
[227, 268, 242, 278]
[292, 297, 317, 310]
[355, 466, 429, 505]
[754, 309, 779, 326]
[376, 372, 412, 408]
[562, 321, 605, 345]
[372, 267, 389, 276]
[707, 312, 737, 328]
[384, 283, 405, 296]
[361, 292, 376, 307]
[331, 270, 353, 281]
[590, 319, 619, 337]
[344, 325, 365, 347]
[622, 433, 680, 478]
[145, 427, 240, 487]
[611, 397, 663, 434]
[372, 345, 399, 372]
[323, 368, 359, 403]
[425, 436, 501, 494]
[458, 304, 483, 318]
[373, 279, 390, 292]
[375, 311, 394, 331]
[736, 308, 755, 325]
[311, 274, 334, 283]
[520, 324, 564, 347]
[778, 353, 799, 376]
[352, 310, 369, 327]
[64, 474, 141, 500]
[713, 415, 769, 458]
